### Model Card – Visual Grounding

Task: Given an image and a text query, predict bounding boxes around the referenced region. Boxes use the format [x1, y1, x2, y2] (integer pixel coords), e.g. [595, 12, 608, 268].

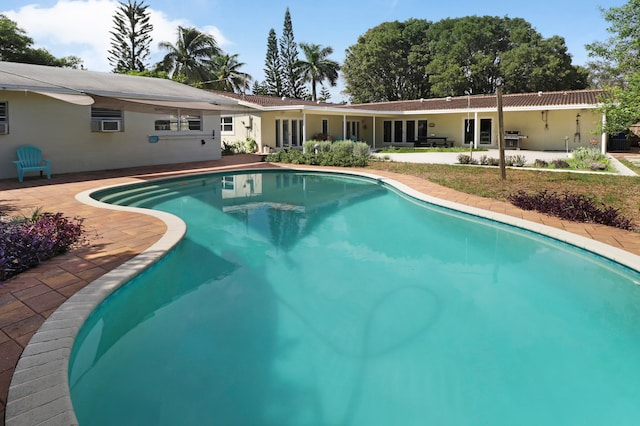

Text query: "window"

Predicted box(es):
[418, 120, 428, 139]
[383, 120, 392, 143]
[221, 116, 233, 133]
[91, 107, 123, 132]
[394, 120, 403, 142]
[275, 118, 304, 148]
[222, 176, 235, 190]
[154, 114, 202, 131]
[184, 115, 201, 131]
[406, 121, 416, 142]
[464, 119, 474, 144]
[0, 102, 7, 134]
[292, 119, 299, 146]
[322, 118, 329, 136]
[479, 118, 492, 144]
[464, 118, 492, 145]
[346, 121, 360, 140]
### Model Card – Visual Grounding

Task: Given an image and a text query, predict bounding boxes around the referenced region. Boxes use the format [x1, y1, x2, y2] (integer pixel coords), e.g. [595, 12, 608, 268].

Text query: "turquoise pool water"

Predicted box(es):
[70, 171, 640, 426]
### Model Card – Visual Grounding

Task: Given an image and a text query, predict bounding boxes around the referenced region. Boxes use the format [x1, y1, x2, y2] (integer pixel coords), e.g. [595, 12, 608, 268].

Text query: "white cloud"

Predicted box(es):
[3, 0, 230, 72]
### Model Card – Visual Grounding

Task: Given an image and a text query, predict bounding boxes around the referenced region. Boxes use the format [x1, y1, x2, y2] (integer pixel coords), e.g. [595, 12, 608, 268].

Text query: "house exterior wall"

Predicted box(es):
[501, 109, 602, 151]
[220, 112, 262, 151]
[1, 92, 221, 180]
[367, 109, 602, 151]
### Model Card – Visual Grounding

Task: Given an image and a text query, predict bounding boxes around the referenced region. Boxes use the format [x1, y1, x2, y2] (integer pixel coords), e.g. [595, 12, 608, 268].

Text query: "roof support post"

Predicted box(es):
[601, 113, 607, 155]
[343, 115, 347, 140]
[303, 111, 307, 143]
[474, 111, 479, 149]
[373, 116, 376, 149]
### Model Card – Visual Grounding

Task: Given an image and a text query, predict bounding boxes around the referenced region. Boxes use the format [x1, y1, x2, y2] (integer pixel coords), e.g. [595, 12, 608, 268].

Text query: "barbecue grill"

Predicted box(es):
[504, 131, 527, 149]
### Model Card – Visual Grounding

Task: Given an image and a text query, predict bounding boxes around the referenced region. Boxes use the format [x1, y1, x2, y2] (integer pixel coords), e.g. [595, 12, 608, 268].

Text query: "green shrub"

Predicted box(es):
[267, 140, 371, 167]
[457, 154, 478, 165]
[534, 159, 548, 168]
[244, 138, 257, 153]
[505, 155, 527, 167]
[571, 147, 607, 170]
[552, 159, 570, 168]
[330, 140, 355, 155]
[303, 140, 317, 154]
[265, 149, 305, 164]
[353, 142, 371, 158]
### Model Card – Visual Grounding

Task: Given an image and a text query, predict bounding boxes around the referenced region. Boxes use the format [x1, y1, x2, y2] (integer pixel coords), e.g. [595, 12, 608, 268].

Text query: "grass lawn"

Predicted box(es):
[367, 161, 640, 224]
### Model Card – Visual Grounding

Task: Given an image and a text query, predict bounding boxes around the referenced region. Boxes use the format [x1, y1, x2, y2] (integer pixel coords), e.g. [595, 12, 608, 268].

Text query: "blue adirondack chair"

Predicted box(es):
[13, 145, 51, 182]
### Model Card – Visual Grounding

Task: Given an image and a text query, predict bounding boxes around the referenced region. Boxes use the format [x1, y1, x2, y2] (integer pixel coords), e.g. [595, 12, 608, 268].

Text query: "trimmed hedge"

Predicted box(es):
[267, 140, 372, 167]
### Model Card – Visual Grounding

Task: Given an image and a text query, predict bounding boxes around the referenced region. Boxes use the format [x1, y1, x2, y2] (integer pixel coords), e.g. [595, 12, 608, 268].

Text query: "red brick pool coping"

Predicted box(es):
[1, 154, 639, 425]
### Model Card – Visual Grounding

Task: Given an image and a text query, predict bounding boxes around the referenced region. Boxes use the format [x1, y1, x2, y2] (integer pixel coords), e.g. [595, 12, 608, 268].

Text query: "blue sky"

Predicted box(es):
[1, 0, 624, 101]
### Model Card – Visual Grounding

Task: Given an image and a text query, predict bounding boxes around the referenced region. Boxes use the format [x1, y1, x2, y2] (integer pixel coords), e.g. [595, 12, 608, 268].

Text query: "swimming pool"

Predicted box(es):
[69, 170, 640, 425]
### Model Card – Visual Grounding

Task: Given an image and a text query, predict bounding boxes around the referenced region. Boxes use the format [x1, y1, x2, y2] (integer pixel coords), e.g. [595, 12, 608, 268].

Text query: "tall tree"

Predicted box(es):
[425, 16, 587, 96]
[251, 80, 267, 95]
[157, 26, 220, 84]
[598, 72, 640, 134]
[586, 0, 640, 79]
[342, 19, 433, 103]
[343, 17, 586, 102]
[108, 0, 153, 73]
[587, 0, 640, 134]
[263, 28, 283, 97]
[0, 14, 83, 67]
[297, 43, 340, 102]
[318, 86, 331, 102]
[279, 8, 306, 99]
[207, 53, 252, 93]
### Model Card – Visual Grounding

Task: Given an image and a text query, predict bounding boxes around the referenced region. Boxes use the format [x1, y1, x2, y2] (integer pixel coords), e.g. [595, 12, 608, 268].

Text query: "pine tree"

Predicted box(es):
[263, 28, 283, 97]
[319, 86, 331, 102]
[108, 0, 153, 73]
[279, 8, 306, 99]
[251, 80, 267, 95]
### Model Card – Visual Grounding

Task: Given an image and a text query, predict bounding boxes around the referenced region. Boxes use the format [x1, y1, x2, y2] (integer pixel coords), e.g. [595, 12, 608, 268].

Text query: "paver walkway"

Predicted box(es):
[1, 153, 639, 425]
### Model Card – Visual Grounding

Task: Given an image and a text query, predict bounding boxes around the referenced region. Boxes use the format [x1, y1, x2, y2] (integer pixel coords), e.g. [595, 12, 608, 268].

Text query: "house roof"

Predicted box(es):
[0, 61, 240, 110]
[343, 89, 606, 114]
[209, 90, 337, 109]
[1, 62, 605, 116]
[209, 88, 606, 115]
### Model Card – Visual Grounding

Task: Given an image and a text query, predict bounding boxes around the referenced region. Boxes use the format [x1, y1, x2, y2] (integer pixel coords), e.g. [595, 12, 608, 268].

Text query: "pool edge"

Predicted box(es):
[5, 187, 187, 426]
[6, 167, 640, 425]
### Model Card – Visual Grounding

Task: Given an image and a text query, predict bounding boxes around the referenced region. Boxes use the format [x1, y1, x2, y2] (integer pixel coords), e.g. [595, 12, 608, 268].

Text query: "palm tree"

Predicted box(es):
[157, 26, 220, 84]
[207, 53, 252, 93]
[297, 43, 340, 102]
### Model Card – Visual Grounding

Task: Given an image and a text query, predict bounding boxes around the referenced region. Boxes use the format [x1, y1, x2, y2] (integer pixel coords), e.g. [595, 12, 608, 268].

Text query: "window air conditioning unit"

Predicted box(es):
[0, 123, 7, 135]
[100, 120, 121, 132]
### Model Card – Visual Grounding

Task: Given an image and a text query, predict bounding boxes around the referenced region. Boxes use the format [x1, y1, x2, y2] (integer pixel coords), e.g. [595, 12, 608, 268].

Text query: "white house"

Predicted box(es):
[1, 61, 614, 182]
[0, 61, 247, 180]
[213, 89, 609, 155]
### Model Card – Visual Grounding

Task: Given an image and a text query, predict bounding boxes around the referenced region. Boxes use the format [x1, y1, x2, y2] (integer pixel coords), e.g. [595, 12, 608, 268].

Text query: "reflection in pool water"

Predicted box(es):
[70, 171, 640, 426]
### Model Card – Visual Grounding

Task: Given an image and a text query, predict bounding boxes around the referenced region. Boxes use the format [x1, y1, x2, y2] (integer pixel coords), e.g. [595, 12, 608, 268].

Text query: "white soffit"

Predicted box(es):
[33, 91, 95, 106]
[117, 98, 230, 111]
